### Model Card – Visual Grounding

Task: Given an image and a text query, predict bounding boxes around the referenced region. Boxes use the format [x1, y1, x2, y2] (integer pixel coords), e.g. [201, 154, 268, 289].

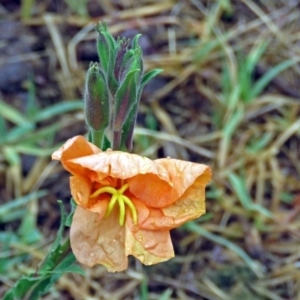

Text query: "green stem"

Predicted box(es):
[91, 129, 105, 148]
[55, 238, 73, 266]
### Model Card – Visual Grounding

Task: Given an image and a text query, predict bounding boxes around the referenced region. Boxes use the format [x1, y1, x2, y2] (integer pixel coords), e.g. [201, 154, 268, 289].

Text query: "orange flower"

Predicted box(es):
[52, 136, 211, 272]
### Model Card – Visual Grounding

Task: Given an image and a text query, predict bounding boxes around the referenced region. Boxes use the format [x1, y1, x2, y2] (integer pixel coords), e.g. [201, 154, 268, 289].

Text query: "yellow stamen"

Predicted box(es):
[117, 197, 126, 226]
[91, 183, 138, 226]
[90, 186, 118, 198]
[122, 195, 138, 225]
[104, 194, 118, 218]
[118, 183, 129, 194]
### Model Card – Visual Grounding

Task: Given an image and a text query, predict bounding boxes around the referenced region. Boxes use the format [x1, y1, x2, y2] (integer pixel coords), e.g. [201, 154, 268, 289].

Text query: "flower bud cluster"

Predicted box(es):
[84, 22, 162, 151]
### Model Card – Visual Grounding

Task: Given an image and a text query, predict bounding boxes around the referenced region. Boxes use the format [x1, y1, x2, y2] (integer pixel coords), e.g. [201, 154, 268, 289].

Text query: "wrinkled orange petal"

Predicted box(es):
[127, 174, 179, 208]
[52, 136, 101, 177]
[127, 158, 210, 208]
[131, 167, 211, 230]
[71, 206, 127, 272]
[68, 151, 170, 183]
[125, 220, 174, 265]
[52, 136, 100, 162]
[89, 200, 109, 219]
[161, 173, 210, 226]
[69, 174, 110, 216]
[70, 175, 91, 207]
[71, 205, 173, 271]
[134, 202, 176, 230]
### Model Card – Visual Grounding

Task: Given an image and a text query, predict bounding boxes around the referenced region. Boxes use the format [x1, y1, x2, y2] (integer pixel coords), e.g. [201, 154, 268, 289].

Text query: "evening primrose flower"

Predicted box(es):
[52, 136, 211, 272]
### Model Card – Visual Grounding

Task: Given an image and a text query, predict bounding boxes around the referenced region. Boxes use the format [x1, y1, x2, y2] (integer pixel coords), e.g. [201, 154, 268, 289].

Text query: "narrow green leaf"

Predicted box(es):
[28, 256, 84, 299]
[140, 69, 163, 91]
[96, 22, 116, 74]
[250, 58, 298, 100]
[26, 275, 59, 300]
[221, 62, 231, 102]
[251, 204, 273, 218]
[185, 222, 264, 278]
[132, 34, 142, 49]
[0, 100, 31, 126]
[139, 278, 149, 300]
[65, 198, 77, 227]
[96, 33, 110, 73]
[238, 54, 251, 102]
[18, 208, 41, 244]
[64, 0, 88, 16]
[0, 123, 33, 145]
[137, 68, 162, 101]
[32, 101, 82, 122]
[25, 73, 39, 119]
[55, 262, 84, 276]
[54, 252, 78, 273]
[227, 83, 240, 110]
[246, 42, 269, 77]
[247, 132, 273, 153]
[223, 107, 243, 137]
[2, 146, 21, 166]
[49, 201, 67, 251]
[158, 289, 173, 300]
[0, 255, 23, 277]
[238, 41, 269, 102]
[39, 200, 67, 273]
[5, 122, 62, 145]
[228, 173, 252, 209]
[3, 247, 81, 300]
[12, 145, 60, 156]
[228, 173, 273, 218]
[0, 191, 47, 223]
[0, 114, 7, 137]
[193, 39, 219, 63]
[3, 276, 41, 300]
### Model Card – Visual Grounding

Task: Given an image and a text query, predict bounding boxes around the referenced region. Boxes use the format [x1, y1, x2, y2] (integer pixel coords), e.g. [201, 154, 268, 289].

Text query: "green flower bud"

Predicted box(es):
[114, 69, 140, 131]
[85, 23, 163, 151]
[84, 62, 109, 147]
[114, 38, 129, 82]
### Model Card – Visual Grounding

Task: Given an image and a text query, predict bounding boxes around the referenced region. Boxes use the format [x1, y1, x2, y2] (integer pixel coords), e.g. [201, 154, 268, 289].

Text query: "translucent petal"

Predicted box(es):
[71, 206, 127, 272]
[125, 220, 174, 265]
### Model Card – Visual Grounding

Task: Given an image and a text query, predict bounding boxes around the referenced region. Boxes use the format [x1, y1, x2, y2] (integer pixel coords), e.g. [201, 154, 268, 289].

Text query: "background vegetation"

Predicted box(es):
[0, 0, 300, 299]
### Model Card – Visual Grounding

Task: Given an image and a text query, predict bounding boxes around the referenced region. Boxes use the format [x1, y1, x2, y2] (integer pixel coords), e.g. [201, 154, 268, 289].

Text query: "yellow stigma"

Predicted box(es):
[90, 183, 138, 226]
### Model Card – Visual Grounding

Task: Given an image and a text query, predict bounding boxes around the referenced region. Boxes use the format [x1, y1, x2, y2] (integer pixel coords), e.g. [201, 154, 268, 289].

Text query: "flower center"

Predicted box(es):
[90, 183, 137, 226]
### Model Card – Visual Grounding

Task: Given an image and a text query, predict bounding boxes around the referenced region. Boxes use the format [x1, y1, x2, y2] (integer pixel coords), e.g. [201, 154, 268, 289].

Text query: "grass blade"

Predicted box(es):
[32, 101, 83, 122]
[250, 58, 299, 100]
[185, 222, 264, 278]
[0, 100, 31, 126]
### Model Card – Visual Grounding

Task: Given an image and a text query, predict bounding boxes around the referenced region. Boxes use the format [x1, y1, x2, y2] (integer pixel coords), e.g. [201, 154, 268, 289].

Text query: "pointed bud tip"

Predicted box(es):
[133, 34, 142, 49]
[95, 21, 108, 34]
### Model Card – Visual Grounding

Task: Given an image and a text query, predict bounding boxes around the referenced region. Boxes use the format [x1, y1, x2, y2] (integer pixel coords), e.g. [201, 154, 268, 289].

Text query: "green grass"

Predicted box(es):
[1, 0, 300, 299]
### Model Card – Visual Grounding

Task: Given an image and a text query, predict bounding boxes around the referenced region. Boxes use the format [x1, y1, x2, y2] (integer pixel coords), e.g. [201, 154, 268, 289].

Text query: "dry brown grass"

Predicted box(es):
[1, 0, 300, 299]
